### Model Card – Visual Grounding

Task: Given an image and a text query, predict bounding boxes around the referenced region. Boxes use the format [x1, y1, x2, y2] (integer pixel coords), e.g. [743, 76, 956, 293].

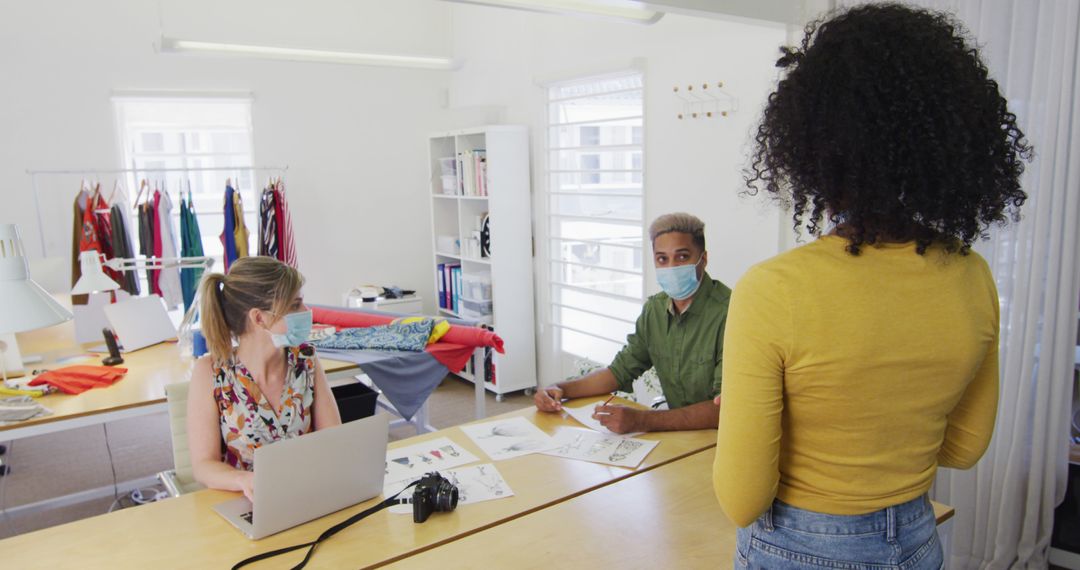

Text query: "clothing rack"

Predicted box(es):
[25, 164, 288, 257]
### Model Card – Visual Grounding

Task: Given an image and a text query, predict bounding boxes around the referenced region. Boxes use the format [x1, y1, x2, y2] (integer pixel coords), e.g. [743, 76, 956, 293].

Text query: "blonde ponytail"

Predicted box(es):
[197, 257, 305, 362]
[198, 272, 233, 362]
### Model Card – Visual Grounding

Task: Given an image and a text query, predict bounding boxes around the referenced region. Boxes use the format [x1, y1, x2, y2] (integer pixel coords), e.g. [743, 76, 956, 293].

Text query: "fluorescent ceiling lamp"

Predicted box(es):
[444, 0, 663, 24]
[159, 38, 459, 70]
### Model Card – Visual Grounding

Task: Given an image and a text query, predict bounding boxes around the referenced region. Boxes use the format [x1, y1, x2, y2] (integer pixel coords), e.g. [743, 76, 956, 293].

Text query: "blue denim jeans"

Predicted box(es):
[735, 495, 943, 569]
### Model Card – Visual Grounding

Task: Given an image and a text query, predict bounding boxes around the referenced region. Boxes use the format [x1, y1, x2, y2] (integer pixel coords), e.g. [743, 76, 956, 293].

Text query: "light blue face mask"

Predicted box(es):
[655, 254, 705, 301]
[268, 310, 313, 348]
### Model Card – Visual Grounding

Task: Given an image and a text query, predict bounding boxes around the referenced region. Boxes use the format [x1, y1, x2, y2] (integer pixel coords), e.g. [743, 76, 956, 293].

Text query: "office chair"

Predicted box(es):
[157, 381, 207, 497]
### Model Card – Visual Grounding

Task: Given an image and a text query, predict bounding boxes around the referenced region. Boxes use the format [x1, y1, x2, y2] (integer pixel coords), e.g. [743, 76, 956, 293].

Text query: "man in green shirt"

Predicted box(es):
[534, 212, 731, 434]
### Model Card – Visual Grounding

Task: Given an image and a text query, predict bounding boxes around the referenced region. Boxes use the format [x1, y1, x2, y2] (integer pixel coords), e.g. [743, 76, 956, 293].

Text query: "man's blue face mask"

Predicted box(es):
[655, 254, 705, 301]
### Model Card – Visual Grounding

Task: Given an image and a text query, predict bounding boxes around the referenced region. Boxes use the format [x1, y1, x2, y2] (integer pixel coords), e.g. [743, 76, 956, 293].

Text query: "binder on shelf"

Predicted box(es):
[436, 263, 447, 309]
[443, 264, 451, 309]
[452, 266, 462, 313]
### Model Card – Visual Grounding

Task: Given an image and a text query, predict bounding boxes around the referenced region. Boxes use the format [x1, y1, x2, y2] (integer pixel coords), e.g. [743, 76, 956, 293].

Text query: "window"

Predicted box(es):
[113, 97, 256, 268]
[580, 126, 601, 146]
[544, 72, 644, 365]
[580, 154, 601, 184]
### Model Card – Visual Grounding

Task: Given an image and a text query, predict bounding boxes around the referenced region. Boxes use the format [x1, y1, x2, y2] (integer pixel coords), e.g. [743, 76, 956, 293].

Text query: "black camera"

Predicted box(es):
[411, 472, 459, 523]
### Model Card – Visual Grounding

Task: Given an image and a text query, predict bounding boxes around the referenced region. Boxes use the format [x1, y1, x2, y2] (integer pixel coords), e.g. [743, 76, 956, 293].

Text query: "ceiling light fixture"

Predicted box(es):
[158, 37, 459, 71]
[443, 0, 663, 25]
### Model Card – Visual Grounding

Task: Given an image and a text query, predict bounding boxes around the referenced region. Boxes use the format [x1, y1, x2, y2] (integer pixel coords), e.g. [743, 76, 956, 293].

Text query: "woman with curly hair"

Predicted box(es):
[713, 3, 1030, 568]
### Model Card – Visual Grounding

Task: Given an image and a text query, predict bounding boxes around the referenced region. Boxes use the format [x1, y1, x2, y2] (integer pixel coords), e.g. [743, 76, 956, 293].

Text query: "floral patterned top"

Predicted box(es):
[212, 343, 316, 471]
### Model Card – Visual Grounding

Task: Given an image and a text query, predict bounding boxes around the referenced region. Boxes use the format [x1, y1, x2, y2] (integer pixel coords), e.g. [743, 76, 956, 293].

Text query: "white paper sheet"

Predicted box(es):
[541, 427, 659, 468]
[385, 463, 514, 514]
[459, 416, 557, 461]
[563, 401, 644, 437]
[385, 437, 479, 485]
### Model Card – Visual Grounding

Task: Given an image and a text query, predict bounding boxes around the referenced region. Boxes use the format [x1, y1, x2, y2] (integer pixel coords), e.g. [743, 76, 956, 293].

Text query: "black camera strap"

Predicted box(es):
[231, 481, 419, 570]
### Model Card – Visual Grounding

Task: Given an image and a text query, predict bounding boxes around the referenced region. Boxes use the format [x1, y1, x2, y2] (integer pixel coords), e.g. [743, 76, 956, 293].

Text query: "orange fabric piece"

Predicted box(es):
[28, 365, 128, 395]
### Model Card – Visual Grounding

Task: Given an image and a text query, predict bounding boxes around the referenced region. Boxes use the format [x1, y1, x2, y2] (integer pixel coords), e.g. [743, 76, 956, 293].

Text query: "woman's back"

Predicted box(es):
[714, 235, 999, 524]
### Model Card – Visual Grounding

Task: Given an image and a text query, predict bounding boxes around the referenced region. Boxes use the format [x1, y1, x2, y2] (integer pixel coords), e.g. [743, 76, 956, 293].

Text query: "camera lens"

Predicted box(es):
[434, 481, 459, 512]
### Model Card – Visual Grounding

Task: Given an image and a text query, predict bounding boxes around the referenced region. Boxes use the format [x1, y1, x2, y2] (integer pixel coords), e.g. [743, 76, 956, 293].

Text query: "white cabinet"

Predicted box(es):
[428, 126, 537, 398]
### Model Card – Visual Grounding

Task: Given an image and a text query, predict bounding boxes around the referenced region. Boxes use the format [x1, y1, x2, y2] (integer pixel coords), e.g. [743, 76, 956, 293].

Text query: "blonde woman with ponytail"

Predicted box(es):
[188, 257, 341, 500]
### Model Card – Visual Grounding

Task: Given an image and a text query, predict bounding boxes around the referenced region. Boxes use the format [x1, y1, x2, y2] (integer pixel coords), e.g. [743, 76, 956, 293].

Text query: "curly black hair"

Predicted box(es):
[745, 3, 1031, 255]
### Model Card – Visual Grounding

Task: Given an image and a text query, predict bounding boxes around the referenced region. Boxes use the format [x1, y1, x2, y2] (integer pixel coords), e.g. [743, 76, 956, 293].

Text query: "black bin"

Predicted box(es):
[332, 382, 379, 424]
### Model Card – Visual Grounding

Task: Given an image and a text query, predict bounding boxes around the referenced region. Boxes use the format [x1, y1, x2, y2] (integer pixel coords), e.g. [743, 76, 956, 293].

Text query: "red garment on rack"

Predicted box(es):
[151, 190, 163, 295]
[28, 365, 128, 395]
[78, 191, 102, 254]
[90, 190, 123, 287]
[273, 182, 298, 268]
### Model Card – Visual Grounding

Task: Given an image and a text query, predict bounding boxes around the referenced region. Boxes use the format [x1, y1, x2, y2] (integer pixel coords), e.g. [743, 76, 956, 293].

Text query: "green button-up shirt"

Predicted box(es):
[608, 272, 731, 409]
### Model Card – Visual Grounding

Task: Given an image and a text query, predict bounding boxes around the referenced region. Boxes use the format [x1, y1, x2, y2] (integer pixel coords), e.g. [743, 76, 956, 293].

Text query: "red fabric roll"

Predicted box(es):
[311, 307, 504, 353]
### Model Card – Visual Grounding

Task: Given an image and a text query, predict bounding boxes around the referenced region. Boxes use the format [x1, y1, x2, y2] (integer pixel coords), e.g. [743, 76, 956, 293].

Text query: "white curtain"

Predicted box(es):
[829, 1, 1080, 567]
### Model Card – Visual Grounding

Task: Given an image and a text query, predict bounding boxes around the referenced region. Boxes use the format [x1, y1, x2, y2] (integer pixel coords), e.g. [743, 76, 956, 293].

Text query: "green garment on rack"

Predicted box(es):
[179, 193, 205, 312]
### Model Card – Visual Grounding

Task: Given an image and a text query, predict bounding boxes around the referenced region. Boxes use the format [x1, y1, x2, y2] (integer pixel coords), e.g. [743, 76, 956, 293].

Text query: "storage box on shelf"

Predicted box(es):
[427, 126, 537, 401]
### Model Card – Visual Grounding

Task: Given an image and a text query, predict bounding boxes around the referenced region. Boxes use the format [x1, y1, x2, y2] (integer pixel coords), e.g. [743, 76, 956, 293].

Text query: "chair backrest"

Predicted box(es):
[165, 381, 206, 494]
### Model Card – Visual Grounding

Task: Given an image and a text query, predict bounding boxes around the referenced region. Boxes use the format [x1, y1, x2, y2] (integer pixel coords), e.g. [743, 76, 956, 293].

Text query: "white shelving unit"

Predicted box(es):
[428, 126, 537, 400]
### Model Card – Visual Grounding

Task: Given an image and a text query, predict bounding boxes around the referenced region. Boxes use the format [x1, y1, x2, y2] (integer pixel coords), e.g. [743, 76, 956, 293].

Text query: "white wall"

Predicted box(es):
[447, 5, 788, 289]
[0, 0, 492, 308]
[0, 0, 791, 325]
[445, 6, 788, 382]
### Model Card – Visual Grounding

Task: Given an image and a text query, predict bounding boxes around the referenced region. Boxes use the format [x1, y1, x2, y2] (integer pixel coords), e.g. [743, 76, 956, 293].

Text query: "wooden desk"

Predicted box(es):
[389, 450, 956, 569]
[0, 397, 716, 568]
[0, 324, 358, 442]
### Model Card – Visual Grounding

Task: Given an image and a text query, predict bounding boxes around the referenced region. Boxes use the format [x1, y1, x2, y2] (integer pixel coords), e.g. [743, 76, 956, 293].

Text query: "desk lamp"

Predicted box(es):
[71, 250, 214, 361]
[0, 223, 73, 386]
[71, 250, 121, 295]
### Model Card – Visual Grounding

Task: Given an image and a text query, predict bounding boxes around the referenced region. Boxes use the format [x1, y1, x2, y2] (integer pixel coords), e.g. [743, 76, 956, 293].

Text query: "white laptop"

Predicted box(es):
[102, 295, 178, 352]
[213, 413, 390, 540]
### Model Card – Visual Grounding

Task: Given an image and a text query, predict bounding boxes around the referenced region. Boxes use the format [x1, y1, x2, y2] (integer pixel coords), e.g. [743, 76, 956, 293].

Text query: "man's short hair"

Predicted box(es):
[649, 213, 706, 251]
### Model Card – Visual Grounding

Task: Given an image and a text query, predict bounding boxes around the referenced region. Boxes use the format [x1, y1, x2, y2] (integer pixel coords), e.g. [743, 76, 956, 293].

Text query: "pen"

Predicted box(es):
[594, 393, 617, 416]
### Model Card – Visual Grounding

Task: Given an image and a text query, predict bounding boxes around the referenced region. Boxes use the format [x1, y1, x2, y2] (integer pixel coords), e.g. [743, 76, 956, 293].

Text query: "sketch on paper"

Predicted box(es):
[562, 402, 644, 438]
[542, 427, 658, 468]
[459, 416, 557, 461]
[385, 437, 480, 485]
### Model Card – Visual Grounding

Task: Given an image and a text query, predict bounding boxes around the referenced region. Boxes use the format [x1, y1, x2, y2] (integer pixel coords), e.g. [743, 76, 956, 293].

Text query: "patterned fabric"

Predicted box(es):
[313, 319, 435, 352]
[258, 187, 278, 258]
[212, 344, 316, 471]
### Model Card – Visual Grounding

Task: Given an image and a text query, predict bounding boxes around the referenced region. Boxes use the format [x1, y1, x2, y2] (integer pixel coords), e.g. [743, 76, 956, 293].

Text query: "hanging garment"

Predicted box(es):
[258, 186, 278, 258]
[179, 192, 205, 311]
[109, 192, 140, 296]
[71, 189, 90, 305]
[272, 181, 298, 268]
[221, 184, 239, 272]
[137, 201, 156, 293]
[89, 187, 123, 288]
[78, 188, 102, 254]
[232, 187, 249, 259]
[156, 190, 183, 309]
[152, 190, 164, 295]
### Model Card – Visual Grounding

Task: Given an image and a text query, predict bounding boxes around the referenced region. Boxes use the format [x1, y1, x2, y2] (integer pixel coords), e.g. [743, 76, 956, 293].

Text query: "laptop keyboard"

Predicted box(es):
[240, 511, 254, 524]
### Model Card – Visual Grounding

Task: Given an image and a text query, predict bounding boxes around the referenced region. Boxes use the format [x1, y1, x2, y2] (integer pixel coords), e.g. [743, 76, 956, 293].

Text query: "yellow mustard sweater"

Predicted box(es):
[713, 235, 999, 527]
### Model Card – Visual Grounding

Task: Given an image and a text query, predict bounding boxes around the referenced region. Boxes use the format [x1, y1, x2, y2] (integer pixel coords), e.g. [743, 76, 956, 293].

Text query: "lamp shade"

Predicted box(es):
[71, 250, 120, 295]
[0, 224, 73, 334]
